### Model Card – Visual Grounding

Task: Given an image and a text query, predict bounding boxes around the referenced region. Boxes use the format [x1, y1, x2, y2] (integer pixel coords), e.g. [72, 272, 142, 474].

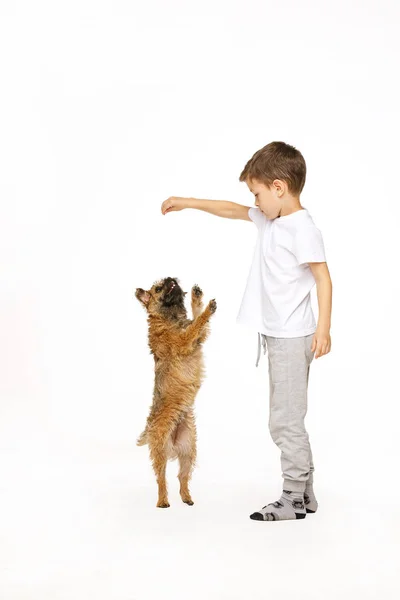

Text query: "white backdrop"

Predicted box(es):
[1, 1, 399, 599]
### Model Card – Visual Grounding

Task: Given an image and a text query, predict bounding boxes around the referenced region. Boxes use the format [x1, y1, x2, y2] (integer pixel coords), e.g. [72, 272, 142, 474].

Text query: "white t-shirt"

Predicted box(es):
[236, 206, 326, 337]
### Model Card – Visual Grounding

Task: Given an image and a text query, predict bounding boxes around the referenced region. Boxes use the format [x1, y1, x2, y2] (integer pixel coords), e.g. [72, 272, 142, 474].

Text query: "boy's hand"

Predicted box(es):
[311, 328, 331, 359]
[161, 196, 190, 215]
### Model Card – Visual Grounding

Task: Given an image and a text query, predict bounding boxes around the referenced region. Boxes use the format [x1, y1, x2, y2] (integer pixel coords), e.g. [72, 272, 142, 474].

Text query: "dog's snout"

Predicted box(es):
[165, 277, 179, 291]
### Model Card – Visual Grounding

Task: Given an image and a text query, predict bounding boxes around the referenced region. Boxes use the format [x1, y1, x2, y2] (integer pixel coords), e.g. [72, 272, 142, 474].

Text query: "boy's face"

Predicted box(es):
[246, 178, 284, 220]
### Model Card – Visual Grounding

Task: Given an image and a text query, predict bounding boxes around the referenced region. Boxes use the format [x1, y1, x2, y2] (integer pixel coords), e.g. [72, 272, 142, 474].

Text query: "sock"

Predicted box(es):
[250, 489, 306, 521]
[304, 480, 318, 513]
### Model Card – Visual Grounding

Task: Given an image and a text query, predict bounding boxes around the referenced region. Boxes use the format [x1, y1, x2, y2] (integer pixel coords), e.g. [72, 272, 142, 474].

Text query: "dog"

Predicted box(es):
[135, 277, 217, 508]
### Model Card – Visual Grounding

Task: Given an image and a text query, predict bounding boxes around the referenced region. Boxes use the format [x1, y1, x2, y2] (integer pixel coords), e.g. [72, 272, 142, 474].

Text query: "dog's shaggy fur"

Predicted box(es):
[135, 277, 216, 508]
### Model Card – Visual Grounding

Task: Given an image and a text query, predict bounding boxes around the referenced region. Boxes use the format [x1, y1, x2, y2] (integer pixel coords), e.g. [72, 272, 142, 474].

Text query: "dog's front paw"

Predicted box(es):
[192, 284, 203, 299]
[208, 299, 217, 314]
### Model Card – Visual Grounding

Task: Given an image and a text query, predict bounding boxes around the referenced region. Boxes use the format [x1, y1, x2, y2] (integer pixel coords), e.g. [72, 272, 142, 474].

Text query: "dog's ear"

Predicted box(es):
[135, 288, 151, 306]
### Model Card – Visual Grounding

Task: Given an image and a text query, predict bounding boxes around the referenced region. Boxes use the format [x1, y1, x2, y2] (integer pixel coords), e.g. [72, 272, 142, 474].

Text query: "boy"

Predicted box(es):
[160, 141, 332, 522]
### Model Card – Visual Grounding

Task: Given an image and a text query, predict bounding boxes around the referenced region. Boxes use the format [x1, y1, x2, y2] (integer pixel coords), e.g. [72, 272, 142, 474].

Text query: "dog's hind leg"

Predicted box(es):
[174, 411, 197, 505]
[148, 414, 179, 508]
[148, 435, 170, 508]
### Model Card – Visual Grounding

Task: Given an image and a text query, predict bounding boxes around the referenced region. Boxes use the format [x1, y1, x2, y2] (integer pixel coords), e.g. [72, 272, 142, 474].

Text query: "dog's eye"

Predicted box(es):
[155, 286, 162, 293]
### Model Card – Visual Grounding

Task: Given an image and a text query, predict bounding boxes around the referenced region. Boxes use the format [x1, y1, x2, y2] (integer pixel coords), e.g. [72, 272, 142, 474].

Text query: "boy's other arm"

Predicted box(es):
[308, 262, 332, 358]
[161, 196, 252, 221]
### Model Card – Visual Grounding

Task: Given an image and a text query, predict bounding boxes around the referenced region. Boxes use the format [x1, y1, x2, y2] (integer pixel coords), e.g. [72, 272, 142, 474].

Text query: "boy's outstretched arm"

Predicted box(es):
[309, 262, 332, 359]
[161, 196, 252, 221]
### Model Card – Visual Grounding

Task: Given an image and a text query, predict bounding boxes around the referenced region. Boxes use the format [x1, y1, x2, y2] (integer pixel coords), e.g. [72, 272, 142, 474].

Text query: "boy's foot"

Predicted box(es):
[304, 488, 318, 513]
[250, 490, 306, 521]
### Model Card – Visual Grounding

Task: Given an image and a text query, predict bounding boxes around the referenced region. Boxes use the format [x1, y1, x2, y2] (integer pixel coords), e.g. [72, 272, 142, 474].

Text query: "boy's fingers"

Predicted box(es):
[318, 341, 327, 358]
[162, 200, 174, 214]
[313, 336, 331, 358]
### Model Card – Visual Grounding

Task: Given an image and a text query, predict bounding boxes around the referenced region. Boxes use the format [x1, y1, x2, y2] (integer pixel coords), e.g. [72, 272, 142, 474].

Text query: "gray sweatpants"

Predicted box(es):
[257, 333, 315, 494]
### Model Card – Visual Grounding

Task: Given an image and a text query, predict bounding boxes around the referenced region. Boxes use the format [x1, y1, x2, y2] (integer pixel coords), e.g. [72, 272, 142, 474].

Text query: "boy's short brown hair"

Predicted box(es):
[239, 141, 307, 196]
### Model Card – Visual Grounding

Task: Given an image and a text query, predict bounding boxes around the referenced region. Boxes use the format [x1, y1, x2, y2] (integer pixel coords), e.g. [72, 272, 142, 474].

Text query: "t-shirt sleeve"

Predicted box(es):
[292, 225, 326, 265]
[248, 207, 267, 229]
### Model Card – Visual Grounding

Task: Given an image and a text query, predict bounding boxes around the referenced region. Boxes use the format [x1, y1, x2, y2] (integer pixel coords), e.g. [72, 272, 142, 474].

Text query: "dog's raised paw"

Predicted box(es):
[157, 502, 170, 508]
[208, 299, 217, 314]
[183, 499, 194, 506]
[192, 284, 203, 298]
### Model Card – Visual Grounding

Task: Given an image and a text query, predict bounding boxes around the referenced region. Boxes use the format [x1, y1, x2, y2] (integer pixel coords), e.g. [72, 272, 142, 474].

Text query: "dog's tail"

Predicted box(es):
[136, 428, 148, 446]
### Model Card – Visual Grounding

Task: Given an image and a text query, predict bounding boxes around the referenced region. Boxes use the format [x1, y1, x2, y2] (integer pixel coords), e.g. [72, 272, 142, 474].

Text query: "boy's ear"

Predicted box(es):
[135, 288, 151, 306]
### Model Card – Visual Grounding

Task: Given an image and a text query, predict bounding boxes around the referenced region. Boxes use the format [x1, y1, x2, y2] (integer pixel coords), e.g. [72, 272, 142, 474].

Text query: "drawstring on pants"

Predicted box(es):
[256, 332, 267, 367]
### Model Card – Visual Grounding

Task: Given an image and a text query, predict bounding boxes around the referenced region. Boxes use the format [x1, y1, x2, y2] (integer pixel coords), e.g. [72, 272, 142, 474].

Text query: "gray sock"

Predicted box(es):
[250, 490, 306, 521]
[304, 480, 318, 513]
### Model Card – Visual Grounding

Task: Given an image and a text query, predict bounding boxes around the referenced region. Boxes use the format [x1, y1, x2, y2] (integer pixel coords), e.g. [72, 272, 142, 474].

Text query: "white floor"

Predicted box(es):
[1, 419, 398, 600]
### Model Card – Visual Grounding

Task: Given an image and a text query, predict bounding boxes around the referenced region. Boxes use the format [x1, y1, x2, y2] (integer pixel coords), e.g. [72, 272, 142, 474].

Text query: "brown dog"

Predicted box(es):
[135, 277, 216, 508]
